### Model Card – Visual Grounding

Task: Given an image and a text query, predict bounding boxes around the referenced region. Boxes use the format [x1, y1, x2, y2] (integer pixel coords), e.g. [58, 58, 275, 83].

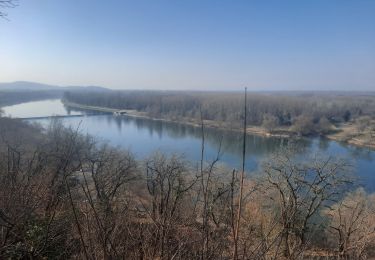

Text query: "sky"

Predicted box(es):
[0, 0, 374, 91]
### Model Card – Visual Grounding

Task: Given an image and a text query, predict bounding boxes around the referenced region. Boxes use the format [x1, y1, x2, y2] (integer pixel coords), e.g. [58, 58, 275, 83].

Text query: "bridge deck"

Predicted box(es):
[19, 114, 102, 120]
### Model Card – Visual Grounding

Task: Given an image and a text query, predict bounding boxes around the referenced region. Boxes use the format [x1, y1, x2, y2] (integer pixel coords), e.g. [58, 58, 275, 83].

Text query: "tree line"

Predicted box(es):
[0, 116, 374, 259]
[0, 90, 62, 107]
[64, 91, 375, 136]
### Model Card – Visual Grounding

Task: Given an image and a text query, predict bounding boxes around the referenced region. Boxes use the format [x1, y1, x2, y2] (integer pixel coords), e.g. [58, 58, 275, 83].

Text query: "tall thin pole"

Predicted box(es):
[233, 87, 247, 259]
[241, 87, 247, 191]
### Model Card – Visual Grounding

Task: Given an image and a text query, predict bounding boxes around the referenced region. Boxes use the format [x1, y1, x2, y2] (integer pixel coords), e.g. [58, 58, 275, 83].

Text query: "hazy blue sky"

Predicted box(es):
[0, 0, 374, 90]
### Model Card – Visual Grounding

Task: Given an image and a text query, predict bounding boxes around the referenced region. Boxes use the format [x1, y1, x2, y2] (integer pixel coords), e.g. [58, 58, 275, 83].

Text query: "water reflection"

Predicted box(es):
[4, 100, 375, 192]
[346, 146, 374, 161]
[93, 115, 374, 191]
[2, 99, 84, 118]
[113, 115, 313, 158]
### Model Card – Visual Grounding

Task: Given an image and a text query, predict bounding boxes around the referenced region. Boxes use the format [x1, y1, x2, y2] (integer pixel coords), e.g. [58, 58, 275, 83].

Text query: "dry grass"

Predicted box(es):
[327, 121, 375, 149]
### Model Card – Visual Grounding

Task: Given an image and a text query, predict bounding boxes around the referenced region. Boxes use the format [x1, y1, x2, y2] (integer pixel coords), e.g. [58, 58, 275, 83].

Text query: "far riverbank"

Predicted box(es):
[63, 101, 375, 150]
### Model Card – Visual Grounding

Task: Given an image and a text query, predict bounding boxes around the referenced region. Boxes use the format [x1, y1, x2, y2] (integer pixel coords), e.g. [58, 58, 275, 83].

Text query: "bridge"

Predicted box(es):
[17, 101, 132, 120]
[19, 114, 101, 120]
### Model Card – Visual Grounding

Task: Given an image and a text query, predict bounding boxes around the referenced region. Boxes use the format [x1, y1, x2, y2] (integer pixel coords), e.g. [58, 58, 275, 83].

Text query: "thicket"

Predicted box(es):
[1, 117, 374, 259]
[64, 91, 375, 135]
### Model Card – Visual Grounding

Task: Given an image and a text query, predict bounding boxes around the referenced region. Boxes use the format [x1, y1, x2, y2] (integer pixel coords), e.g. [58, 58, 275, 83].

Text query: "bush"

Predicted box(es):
[262, 114, 279, 133]
[291, 115, 315, 135]
[317, 117, 334, 134]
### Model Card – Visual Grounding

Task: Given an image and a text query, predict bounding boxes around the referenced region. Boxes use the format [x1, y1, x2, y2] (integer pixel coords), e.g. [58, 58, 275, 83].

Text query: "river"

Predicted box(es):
[2, 99, 375, 191]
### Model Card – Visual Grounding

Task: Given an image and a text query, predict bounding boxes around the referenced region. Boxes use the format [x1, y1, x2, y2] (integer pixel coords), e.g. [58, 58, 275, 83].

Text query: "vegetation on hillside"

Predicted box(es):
[0, 117, 374, 259]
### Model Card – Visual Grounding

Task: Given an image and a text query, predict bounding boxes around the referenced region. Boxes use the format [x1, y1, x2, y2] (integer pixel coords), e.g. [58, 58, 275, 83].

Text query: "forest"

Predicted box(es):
[0, 116, 374, 259]
[63, 91, 375, 137]
[1, 0, 374, 258]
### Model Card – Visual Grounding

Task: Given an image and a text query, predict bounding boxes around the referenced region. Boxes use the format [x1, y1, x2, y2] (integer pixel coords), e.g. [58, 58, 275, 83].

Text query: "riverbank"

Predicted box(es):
[63, 101, 293, 137]
[62, 101, 123, 113]
[63, 101, 375, 150]
[325, 123, 375, 149]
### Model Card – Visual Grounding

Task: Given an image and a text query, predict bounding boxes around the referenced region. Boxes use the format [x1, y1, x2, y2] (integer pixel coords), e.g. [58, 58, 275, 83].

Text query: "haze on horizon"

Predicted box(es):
[0, 0, 374, 91]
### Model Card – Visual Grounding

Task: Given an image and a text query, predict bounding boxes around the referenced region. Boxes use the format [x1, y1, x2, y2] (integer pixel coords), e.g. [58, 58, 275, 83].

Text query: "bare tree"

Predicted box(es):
[357, 116, 371, 133]
[142, 153, 197, 259]
[78, 144, 137, 259]
[0, 118, 90, 258]
[1, 115, 374, 259]
[260, 147, 352, 259]
[0, 0, 17, 18]
[324, 188, 375, 259]
[262, 114, 279, 134]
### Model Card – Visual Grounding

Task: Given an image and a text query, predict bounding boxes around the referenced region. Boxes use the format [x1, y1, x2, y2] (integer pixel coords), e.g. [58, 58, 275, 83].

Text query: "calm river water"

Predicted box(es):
[2, 99, 375, 191]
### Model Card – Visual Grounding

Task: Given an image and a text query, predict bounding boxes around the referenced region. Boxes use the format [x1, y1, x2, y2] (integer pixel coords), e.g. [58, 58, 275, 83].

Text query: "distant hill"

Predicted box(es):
[0, 81, 110, 92]
[0, 81, 58, 91]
